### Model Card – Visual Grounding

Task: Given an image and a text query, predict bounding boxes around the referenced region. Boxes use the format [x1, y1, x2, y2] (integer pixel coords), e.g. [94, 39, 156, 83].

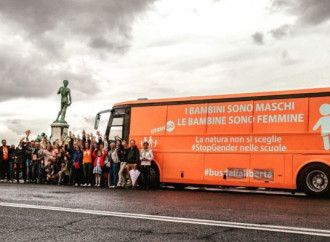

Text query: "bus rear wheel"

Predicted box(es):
[298, 163, 330, 197]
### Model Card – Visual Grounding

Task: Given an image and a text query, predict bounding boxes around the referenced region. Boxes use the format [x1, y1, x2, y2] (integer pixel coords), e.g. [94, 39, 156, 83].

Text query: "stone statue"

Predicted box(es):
[55, 80, 72, 123]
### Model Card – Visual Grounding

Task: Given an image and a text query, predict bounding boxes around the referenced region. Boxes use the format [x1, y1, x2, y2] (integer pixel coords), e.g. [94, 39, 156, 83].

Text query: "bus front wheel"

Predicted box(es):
[298, 163, 330, 197]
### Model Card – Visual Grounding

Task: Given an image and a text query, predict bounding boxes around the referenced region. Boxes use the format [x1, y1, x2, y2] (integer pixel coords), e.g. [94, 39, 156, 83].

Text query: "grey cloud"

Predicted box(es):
[0, 0, 156, 101]
[270, 24, 291, 40]
[0, 49, 100, 101]
[0, 0, 156, 54]
[89, 37, 130, 54]
[0, 52, 56, 100]
[251, 32, 264, 45]
[271, 0, 330, 26]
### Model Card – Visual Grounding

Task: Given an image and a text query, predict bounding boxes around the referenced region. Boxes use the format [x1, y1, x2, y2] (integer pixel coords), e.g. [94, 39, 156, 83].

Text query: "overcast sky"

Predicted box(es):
[0, 0, 330, 144]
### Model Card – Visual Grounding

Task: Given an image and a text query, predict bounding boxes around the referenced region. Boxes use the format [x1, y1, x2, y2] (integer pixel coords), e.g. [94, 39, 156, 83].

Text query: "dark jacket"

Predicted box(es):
[72, 150, 83, 169]
[0, 146, 12, 162]
[25, 145, 34, 160]
[15, 146, 26, 164]
[120, 147, 129, 163]
[127, 146, 140, 165]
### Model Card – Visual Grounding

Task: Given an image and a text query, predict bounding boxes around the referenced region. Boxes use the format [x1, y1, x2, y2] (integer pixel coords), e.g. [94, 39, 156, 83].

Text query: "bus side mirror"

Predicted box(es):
[94, 114, 101, 130]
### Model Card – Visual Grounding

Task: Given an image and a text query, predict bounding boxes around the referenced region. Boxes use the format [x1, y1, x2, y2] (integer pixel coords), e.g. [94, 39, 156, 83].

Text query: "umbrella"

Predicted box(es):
[129, 169, 141, 186]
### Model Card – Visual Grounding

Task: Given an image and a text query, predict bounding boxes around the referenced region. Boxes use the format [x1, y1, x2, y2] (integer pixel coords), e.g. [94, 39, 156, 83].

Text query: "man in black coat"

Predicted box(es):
[15, 140, 27, 183]
[0, 139, 12, 181]
[126, 139, 140, 187]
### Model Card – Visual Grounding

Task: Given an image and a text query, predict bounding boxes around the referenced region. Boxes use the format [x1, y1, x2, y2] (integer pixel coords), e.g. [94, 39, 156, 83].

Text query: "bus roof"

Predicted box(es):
[113, 87, 330, 108]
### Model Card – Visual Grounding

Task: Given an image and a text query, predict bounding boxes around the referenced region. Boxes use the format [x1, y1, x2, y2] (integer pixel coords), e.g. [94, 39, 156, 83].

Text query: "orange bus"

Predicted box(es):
[95, 88, 330, 197]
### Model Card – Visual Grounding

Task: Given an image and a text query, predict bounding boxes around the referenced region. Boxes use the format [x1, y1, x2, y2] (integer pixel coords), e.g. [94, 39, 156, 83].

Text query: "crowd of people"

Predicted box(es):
[0, 130, 154, 189]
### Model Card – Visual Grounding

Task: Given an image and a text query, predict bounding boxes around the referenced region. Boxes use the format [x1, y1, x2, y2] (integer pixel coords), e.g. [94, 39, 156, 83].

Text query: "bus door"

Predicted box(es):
[106, 108, 131, 141]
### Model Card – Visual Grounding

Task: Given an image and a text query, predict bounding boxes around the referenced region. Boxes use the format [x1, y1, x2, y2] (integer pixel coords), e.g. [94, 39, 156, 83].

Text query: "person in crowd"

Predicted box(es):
[126, 139, 140, 187]
[37, 142, 46, 183]
[71, 144, 83, 186]
[52, 143, 60, 158]
[15, 139, 27, 183]
[55, 158, 70, 185]
[82, 141, 93, 187]
[57, 146, 71, 185]
[108, 142, 121, 188]
[0, 139, 12, 182]
[45, 158, 55, 184]
[140, 141, 154, 190]
[99, 139, 108, 152]
[31, 142, 41, 183]
[40, 144, 53, 184]
[25, 141, 35, 182]
[9, 144, 16, 182]
[63, 137, 72, 155]
[92, 149, 107, 187]
[42, 144, 53, 168]
[92, 142, 98, 153]
[52, 155, 59, 176]
[40, 137, 47, 150]
[117, 140, 129, 188]
[55, 148, 63, 171]
[98, 136, 108, 187]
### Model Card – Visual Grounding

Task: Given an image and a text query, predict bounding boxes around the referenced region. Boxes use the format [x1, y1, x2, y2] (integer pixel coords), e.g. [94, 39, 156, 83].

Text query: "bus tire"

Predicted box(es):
[150, 163, 160, 189]
[298, 163, 330, 197]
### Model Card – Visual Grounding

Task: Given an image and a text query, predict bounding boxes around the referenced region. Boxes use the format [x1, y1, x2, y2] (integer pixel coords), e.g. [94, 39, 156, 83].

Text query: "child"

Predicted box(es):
[92, 149, 107, 187]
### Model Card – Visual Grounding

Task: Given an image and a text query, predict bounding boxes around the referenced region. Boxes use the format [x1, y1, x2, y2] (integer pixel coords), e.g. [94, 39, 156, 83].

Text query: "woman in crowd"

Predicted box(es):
[71, 144, 83, 186]
[82, 142, 93, 187]
[98, 136, 108, 187]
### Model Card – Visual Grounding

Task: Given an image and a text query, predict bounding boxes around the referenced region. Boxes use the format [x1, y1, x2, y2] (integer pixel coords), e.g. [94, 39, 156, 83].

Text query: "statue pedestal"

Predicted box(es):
[50, 122, 69, 142]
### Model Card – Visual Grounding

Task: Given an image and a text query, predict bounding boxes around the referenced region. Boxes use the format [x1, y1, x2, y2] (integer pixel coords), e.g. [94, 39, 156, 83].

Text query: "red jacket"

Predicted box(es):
[92, 150, 107, 167]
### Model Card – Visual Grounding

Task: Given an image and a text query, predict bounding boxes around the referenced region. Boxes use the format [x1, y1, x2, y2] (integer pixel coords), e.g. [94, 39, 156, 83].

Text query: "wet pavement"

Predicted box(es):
[0, 183, 329, 241]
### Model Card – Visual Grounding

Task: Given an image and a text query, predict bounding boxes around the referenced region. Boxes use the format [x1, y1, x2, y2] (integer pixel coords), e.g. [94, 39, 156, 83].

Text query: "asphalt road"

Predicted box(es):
[0, 183, 329, 241]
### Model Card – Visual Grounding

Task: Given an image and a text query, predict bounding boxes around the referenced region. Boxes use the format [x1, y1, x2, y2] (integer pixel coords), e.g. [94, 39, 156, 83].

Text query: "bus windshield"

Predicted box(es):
[108, 116, 124, 139]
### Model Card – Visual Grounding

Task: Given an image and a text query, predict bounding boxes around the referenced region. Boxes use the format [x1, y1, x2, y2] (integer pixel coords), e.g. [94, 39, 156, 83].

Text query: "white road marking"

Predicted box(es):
[0, 202, 329, 237]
